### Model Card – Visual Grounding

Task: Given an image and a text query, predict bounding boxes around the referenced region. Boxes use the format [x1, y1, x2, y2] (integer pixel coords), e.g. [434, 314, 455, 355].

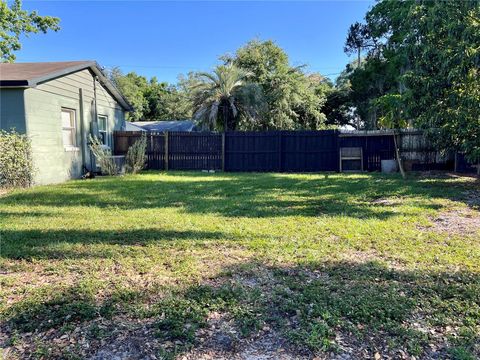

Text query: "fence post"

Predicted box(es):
[164, 131, 169, 171]
[337, 131, 342, 172]
[222, 132, 226, 171]
[277, 131, 282, 172]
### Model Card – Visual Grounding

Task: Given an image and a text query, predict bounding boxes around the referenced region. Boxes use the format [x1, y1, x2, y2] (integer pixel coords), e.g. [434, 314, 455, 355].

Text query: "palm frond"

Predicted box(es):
[189, 64, 265, 130]
[209, 100, 220, 124]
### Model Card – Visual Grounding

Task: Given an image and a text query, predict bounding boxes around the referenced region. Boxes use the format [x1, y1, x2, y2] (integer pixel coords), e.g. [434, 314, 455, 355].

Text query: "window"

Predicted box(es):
[61, 108, 76, 148]
[98, 115, 109, 146]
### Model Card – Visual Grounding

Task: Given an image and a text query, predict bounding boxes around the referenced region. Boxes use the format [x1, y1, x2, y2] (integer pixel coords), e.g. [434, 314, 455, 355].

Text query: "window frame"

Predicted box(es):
[61, 107, 78, 150]
[98, 114, 109, 147]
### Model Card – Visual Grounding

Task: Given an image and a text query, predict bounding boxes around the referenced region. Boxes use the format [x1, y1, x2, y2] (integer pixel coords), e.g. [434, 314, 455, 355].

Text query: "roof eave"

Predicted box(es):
[0, 61, 134, 112]
[0, 80, 30, 87]
[89, 64, 133, 112]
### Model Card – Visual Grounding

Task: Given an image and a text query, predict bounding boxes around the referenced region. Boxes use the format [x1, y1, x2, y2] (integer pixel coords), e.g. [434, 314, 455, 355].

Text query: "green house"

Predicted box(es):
[0, 61, 132, 185]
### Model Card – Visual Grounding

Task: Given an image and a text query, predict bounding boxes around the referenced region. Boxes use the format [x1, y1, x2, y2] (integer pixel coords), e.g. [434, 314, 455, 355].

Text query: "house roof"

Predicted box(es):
[0, 61, 132, 111]
[124, 122, 147, 131]
[129, 120, 197, 132]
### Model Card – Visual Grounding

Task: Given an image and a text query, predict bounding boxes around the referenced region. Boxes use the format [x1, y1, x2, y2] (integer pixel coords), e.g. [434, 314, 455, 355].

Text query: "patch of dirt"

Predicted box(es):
[371, 197, 403, 206]
[339, 250, 408, 271]
[87, 318, 160, 360]
[0, 266, 78, 306]
[181, 329, 305, 360]
[463, 189, 480, 209]
[0, 317, 161, 360]
[418, 171, 478, 180]
[0, 265, 449, 360]
[425, 208, 480, 235]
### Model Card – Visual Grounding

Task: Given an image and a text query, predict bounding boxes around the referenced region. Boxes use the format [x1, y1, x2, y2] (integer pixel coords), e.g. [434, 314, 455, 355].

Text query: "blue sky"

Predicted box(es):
[19, 1, 374, 84]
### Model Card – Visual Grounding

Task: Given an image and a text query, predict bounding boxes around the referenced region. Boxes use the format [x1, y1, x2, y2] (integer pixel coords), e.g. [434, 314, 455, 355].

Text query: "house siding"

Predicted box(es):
[23, 69, 126, 185]
[0, 88, 27, 133]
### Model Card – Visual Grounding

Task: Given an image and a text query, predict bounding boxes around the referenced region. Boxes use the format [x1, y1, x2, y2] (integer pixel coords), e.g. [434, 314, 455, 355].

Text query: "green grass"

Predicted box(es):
[0, 171, 479, 359]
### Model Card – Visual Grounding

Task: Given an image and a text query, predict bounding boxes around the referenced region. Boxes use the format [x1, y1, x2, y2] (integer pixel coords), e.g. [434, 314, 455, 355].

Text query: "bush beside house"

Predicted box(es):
[0, 130, 34, 189]
[88, 135, 118, 176]
[88, 133, 147, 176]
[125, 133, 147, 174]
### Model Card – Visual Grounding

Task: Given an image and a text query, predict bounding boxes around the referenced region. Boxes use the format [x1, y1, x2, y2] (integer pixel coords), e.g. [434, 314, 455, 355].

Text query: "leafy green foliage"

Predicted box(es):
[144, 284, 263, 355]
[109, 68, 149, 121]
[399, 0, 480, 164]
[110, 40, 334, 131]
[374, 94, 408, 130]
[190, 64, 264, 130]
[3, 284, 98, 333]
[226, 39, 331, 130]
[0, 129, 34, 188]
[0, 0, 60, 62]
[155, 297, 208, 343]
[125, 132, 147, 174]
[373, 94, 409, 178]
[344, 0, 480, 163]
[109, 68, 192, 122]
[344, 22, 374, 67]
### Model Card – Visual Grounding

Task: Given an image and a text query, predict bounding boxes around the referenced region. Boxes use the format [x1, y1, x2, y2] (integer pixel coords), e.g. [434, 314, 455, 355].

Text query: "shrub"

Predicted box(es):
[125, 133, 147, 174]
[0, 130, 34, 188]
[88, 135, 118, 176]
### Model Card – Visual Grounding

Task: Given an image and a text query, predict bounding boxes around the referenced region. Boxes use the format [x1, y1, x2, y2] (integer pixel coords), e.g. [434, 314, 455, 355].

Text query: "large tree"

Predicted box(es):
[109, 68, 192, 122]
[0, 0, 60, 62]
[397, 0, 480, 167]
[344, 0, 480, 166]
[346, 57, 398, 129]
[110, 68, 149, 121]
[143, 77, 192, 121]
[190, 64, 264, 131]
[226, 39, 329, 130]
[323, 60, 367, 129]
[344, 22, 375, 67]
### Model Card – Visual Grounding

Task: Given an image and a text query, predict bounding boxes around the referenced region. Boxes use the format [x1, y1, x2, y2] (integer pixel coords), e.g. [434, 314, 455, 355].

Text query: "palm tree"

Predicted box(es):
[191, 64, 264, 131]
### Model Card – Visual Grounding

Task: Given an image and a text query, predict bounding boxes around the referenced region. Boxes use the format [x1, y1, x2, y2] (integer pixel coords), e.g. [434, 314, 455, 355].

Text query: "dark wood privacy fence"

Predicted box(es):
[114, 131, 166, 169]
[114, 131, 222, 171]
[114, 130, 340, 172]
[114, 129, 473, 173]
[339, 132, 395, 172]
[225, 131, 339, 172]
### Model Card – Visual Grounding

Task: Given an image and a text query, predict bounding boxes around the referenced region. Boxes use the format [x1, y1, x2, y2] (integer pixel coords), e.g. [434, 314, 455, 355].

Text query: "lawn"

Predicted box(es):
[0, 171, 479, 359]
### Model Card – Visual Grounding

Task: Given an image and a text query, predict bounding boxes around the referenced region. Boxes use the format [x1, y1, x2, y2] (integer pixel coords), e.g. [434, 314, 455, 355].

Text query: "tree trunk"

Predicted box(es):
[393, 131, 406, 179]
[357, 48, 361, 68]
[222, 104, 228, 132]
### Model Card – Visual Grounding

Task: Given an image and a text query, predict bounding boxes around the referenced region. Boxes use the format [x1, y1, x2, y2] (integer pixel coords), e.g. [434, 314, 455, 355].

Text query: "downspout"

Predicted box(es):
[78, 88, 87, 171]
[93, 76, 99, 132]
[90, 76, 99, 171]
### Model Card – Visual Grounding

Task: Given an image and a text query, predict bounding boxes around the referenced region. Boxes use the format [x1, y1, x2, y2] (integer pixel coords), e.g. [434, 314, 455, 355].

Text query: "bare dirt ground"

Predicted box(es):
[416, 182, 480, 235]
[463, 189, 480, 209]
[428, 208, 480, 235]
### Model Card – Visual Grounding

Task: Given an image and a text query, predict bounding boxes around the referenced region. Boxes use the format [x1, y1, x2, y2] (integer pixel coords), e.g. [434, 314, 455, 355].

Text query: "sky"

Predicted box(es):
[18, 1, 374, 84]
